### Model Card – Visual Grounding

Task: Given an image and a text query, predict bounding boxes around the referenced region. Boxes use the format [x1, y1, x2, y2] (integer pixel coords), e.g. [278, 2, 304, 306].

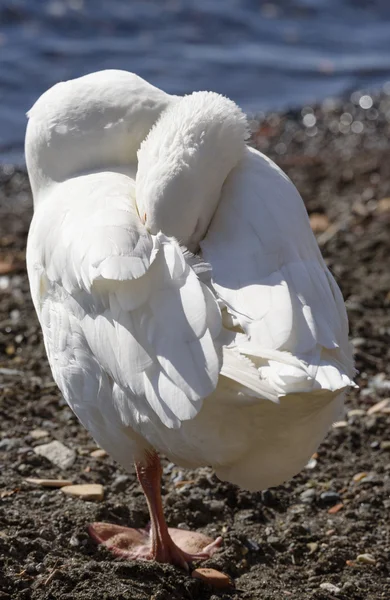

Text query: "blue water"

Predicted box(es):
[2, 0, 390, 164]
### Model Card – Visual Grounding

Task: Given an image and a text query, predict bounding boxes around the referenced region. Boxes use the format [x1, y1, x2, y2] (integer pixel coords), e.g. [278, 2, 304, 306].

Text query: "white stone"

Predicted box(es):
[320, 582, 341, 594]
[34, 440, 76, 469]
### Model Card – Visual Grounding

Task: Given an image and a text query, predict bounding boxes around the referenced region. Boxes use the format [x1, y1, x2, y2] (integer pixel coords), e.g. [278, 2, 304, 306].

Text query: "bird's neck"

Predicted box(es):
[136, 91, 248, 248]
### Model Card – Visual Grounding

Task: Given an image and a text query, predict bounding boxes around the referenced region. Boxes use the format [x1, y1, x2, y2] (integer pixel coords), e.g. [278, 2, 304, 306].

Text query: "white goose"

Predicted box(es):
[26, 70, 355, 570]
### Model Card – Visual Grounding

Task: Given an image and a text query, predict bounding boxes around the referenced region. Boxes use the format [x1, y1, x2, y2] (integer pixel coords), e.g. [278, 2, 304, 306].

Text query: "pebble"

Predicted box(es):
[367, 399, 390, 415]
[25, 477, 73, 488]
[347, 409, 366, 418]
[191, 568, 233, 589]
[61, 484, 104, 501]
[356, 553, 376, 564]
[328, 502, 344, 514]
[261, 489, 275, 506]
[320, 491, 341, 505]
[29, 429, 49, 440]
[309, 213, 330, 233]
[300, 488, 316, 503]
[245, 538, 260, 551]
[376, 197, 390, 213]
[307, 542, 318, 554]
[267, 535, 280, 545]
[365, 416, 378, 432]
[0, 367, 23, 376]
[90, 449, 107, 458]
[332, 420, 348, 429]
[0, 275, 10, 290]
[69, 534, 80, 547]
[352, 472, 368, 483]
[380, 441, 390, 451]
[0, 438, 21, 451]
[369, 373, 390, 391]
[34, 440, 76, 469]
[112, 474, 130, 492]
[319, 582, 341, 594]
[208, 500, 225, 513]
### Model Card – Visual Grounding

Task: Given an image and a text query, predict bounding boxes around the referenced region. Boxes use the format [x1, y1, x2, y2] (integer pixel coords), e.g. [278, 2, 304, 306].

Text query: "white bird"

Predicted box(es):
[26, 70, 355, 570]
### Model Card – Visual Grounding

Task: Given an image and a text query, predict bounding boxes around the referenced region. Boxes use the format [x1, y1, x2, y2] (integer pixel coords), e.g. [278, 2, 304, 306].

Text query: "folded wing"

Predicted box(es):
[201, 146, 355, 397]
[27, 172, 223, 433]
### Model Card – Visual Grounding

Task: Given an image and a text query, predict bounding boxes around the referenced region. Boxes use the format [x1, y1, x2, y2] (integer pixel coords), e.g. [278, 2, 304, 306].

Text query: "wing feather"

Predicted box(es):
[202, 146, 355, 397]
[27, 171, 223, 433]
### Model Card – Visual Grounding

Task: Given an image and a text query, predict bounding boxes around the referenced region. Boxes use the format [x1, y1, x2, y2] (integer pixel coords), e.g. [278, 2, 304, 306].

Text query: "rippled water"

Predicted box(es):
[2, 0, 390, 163]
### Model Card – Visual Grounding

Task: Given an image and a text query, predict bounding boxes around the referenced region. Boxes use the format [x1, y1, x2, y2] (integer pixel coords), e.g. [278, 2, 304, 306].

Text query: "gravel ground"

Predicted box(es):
[1, 90, 390, 599]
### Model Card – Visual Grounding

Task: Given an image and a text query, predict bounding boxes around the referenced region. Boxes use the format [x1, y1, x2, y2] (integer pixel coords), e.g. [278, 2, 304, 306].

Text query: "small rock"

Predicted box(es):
[306, 457, 317, 469]
[267, 535, 280, 545]
[320, 491, 341, 505]
[112, 474, 130, 492]
[77, 447, 92, 456]
[0, 275, 10, 290]
[261, 489, 275, 506]
[163, 462, 175, 474]
[34, 440, 76, 469]
[367, 399, 390, 415]
[30, 429, 49, 440]
[332, 420, 348, 428]
[90, 449, 107, 458]
[356, 553, 376, 565]
[380, 441, 390, 451]
[245, 538, 260, 551]
[192, 568, 233, 589]
[376, 197, 390, 213]
[365, 416, 378, 432]
[328, 502, 344, 514]
[347, 409, 366, 418]
[309, 213, 330, 233]
[307, 542, 318, 554]
[24, 563, 37, 575]
[0, 438, 21, 451]
[352, 472, 368, 483]
[370, 373, 390, 391]
[326, 529, 335, 536]
[351, 336, 365, 347]
[69, 534, 80, 547]
[0, 367, 23, 376]
[25, 478, 73, 488]
[208, 500, 225, 513]
[61, 484, 104, 501]
[319, 582, 341, 594]
[300, 488, 316, 503]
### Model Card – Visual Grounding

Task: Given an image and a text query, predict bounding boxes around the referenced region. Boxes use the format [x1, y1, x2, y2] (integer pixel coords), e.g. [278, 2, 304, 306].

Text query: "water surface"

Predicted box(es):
[2, 0, 390, 163]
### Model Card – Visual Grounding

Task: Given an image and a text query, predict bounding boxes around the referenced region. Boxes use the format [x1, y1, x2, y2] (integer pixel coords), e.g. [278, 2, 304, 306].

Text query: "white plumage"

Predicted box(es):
[26, 70, 355, 566]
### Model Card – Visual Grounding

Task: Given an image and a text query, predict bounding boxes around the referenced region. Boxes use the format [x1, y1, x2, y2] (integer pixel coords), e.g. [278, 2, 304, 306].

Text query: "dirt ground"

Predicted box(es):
[1, 91, 390, 600]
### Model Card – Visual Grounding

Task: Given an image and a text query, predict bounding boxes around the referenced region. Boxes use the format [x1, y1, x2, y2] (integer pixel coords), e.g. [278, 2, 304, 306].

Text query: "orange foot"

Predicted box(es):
[89, 522, 222, 570]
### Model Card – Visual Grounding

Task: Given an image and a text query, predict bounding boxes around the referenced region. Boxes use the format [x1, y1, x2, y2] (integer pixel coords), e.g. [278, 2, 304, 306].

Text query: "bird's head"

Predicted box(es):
[25, 70, 175, 200]
[136, 91, 249, 251]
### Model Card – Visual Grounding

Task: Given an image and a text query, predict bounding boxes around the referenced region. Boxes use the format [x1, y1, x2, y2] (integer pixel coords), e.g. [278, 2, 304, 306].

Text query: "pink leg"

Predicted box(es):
[88, 451, 222, 570]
